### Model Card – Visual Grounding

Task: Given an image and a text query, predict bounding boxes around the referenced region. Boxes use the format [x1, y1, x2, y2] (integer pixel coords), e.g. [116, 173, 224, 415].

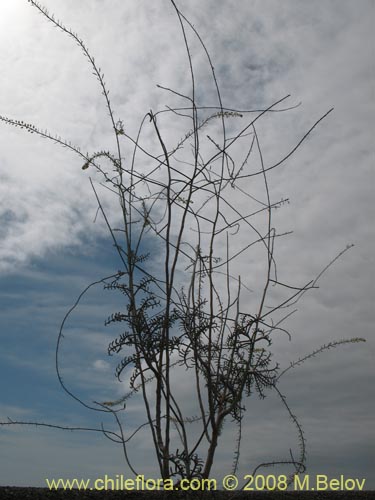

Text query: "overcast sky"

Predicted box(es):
[0, 0, 374, 491]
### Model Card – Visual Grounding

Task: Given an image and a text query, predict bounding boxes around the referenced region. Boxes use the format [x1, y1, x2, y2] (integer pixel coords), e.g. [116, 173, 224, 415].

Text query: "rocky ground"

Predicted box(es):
[0, 488, 374, 500]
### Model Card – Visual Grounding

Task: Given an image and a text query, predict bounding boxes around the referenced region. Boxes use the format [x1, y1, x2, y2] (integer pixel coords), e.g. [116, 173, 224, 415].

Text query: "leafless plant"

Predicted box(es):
[0, 0, 365, 488]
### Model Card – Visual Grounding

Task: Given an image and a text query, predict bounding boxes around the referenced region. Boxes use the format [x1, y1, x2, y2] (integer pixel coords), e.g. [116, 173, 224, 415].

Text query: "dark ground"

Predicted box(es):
[0, 488, 374, 500]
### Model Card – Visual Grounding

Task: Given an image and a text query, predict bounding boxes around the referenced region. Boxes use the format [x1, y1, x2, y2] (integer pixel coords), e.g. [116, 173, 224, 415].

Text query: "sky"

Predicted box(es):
[0, 0, 374, 490]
